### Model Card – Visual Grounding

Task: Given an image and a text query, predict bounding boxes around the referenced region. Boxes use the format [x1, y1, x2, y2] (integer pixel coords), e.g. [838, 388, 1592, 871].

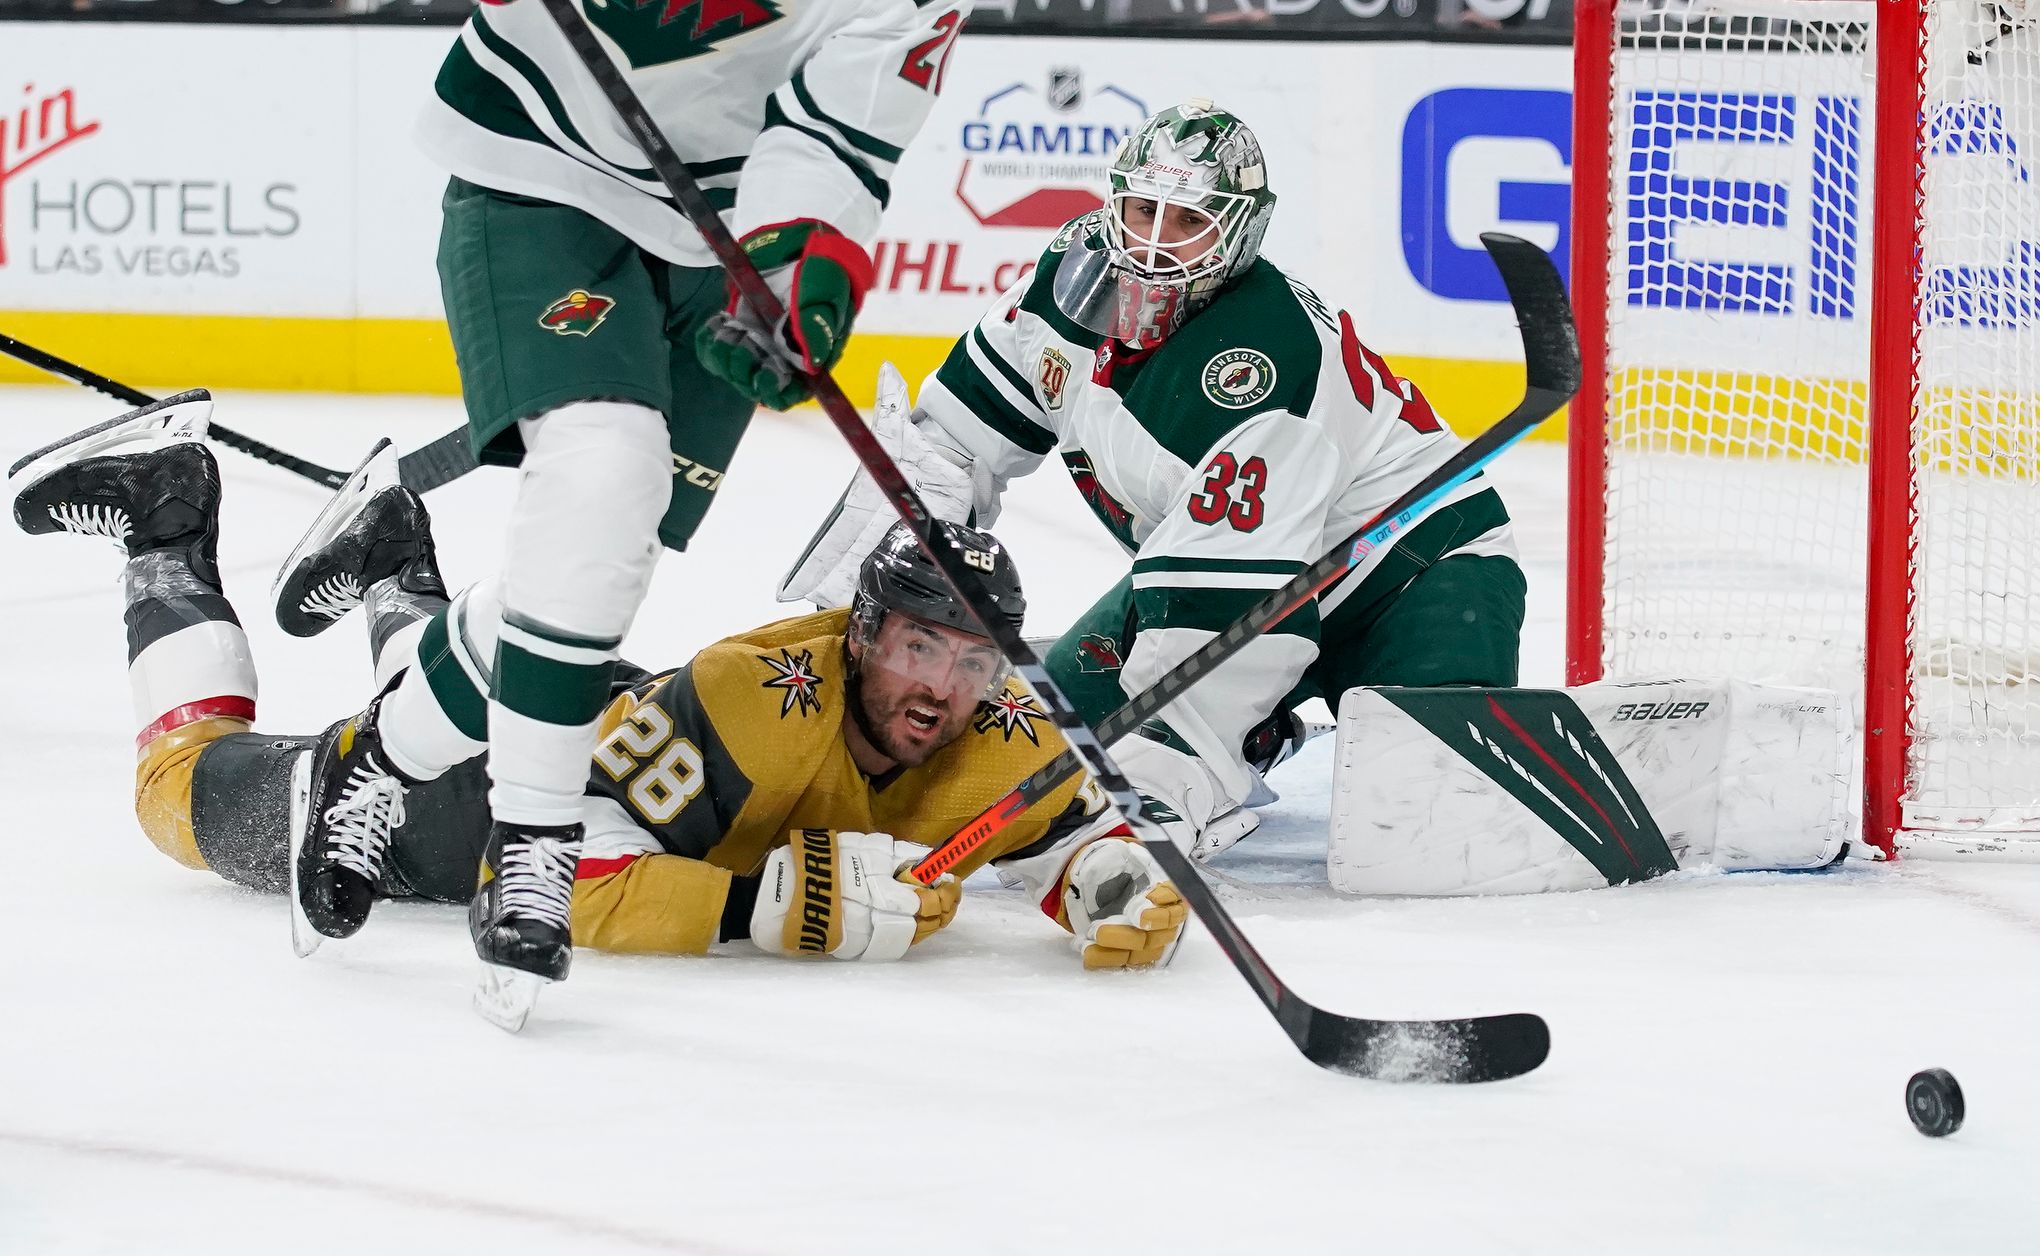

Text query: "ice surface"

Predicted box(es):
[4, 385, 2039, 1254]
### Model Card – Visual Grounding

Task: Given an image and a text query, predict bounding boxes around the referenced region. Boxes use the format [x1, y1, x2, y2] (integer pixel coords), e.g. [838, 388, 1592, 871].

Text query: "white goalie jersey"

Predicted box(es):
[910, 221, 1521, 806]
[417, 0, 966, 266]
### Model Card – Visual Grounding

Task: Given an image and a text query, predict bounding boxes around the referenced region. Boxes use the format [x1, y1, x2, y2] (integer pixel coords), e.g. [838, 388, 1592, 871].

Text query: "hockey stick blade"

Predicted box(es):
[542, 0, 1558, 1078]
[912, 231, 1580, 884]
[0, 330, 483, 493]
[1299, 1008, 1552, 1083]
[1144, 834, 1549, 1083]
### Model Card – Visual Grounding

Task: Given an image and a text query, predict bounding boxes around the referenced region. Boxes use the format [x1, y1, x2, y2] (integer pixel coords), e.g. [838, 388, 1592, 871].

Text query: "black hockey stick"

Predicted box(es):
[0, 330, 481, 494]
[1, 330, 348, 488]
[541, 0, 1548, 1083]
[910, 233, 1578, 886]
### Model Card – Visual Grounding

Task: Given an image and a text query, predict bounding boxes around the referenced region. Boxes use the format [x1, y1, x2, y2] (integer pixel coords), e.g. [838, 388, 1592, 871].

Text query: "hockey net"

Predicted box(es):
[1570, 0, 2040, 855]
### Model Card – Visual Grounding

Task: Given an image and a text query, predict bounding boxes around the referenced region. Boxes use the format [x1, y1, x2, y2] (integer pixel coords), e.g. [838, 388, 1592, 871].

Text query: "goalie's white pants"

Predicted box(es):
[1328, 679, 1853, 895]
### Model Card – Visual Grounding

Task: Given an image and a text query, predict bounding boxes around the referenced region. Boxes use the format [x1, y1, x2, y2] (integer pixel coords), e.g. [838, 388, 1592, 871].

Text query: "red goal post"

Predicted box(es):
[1569, 0, 2040, 858]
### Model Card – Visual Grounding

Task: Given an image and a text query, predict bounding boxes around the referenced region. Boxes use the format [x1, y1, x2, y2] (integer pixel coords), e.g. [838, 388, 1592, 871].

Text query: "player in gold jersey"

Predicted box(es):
[8, 394, 1187, 972]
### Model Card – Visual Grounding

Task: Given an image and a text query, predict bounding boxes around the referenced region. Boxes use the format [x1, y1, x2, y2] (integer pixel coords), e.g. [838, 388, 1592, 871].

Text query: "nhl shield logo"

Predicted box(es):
[539, 290, 615, 337]
[1047, 67, 1083, 113]
[1202, 348, 1277, 410]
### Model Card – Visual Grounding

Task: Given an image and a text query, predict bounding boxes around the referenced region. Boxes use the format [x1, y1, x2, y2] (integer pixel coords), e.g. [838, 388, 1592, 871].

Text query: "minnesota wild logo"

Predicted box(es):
[587, 0, 784, 70]
[1202, 348, 1277, 410]
[539, 290, 615, 338]
[1073, 633, 1122, 673]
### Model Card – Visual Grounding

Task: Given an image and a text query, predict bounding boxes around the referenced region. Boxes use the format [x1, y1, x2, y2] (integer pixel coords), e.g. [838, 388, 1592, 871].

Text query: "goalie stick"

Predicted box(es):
[539, 0, 1550, 1083]
[907, 233, 1579, 888]
[0, 331, 480, 494]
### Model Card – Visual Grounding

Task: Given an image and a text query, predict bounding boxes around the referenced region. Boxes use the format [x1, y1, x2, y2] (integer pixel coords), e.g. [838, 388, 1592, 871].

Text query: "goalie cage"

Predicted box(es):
[1569, 0, 2040, 859]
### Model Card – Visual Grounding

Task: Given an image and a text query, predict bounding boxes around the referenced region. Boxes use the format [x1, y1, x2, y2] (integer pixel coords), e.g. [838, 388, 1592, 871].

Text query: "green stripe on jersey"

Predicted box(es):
[788, 71, 904, 163]
[973, 326, 1042, 405]
[418, 608, 489, 741]
[442, 21, 744, 201]
[496, 639, 618, 725]
[1130, 554, 1306, 581]
[467, 15, 657, 182]
[763, 97, 891, 208]
[1134, 584, 1321, 639]
[935, 338, 1055, 454]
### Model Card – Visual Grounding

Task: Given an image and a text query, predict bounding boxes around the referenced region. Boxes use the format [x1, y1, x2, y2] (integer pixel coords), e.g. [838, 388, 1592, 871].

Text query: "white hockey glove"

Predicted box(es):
[750, 830, 962, 961]
[1116, 733, 1261, 862]
[1061, 838, 1188, 970]
[776, 362, 976, 609]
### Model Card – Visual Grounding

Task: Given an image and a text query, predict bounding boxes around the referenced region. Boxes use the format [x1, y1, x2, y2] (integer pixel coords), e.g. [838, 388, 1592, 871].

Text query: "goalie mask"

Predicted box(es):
[1052, 100, 1276, 345]
[848, 521, 1025, 706]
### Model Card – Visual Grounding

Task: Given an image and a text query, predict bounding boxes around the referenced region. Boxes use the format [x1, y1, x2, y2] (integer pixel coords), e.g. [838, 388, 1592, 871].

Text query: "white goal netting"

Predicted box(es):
[1586, 0, 2040, 844]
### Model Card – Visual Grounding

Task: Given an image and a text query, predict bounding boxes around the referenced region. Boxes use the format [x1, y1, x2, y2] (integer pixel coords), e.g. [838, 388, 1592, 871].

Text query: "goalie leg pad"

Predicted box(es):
[1328, 679, 1851, 896]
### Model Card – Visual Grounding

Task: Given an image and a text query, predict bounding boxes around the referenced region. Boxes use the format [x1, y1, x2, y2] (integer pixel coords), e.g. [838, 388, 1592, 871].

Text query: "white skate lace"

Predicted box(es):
[300, 572, 363, 620]
[320, 764, 407, 880]
[498, 835, 579, 930]
[50, 502, 131, 544]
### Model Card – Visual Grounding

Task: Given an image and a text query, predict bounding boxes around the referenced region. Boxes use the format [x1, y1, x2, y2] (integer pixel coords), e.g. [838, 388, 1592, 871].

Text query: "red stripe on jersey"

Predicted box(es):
[135, 695, 256, 748]
[1397, 379, 1445, 434]
[575, 854, 642, 881]
[1339, 311, 1379, 408]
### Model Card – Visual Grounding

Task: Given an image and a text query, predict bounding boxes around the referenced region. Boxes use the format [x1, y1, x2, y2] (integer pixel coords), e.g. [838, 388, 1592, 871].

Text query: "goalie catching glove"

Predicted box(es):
[697, 220, 875, 410]
[1060, 837, 1189, 969]
[751, 829, 961, 961]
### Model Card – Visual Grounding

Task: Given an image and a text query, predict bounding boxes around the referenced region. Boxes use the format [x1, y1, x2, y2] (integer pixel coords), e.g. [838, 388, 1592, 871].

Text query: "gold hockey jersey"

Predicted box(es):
[569, 609, 1118, 955]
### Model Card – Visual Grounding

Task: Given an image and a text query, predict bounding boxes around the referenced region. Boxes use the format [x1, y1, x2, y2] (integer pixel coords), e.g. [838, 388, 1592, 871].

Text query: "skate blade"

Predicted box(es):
[286, 749, 322, 959]
[271, 437, 399, 634]
[6, 389, 213, 497]
[473, 964, 550, 1034]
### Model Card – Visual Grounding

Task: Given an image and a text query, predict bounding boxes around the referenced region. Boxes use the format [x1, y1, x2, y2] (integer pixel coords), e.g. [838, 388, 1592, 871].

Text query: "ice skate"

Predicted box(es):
[469, 820, 582, 1032]
[273, 438, 447, 638]
[290, 691, 420, 955]
[9, 390, 220, 579]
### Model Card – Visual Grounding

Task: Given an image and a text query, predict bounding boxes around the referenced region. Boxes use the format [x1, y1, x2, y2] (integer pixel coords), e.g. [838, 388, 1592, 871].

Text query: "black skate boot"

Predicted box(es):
[273, 438, 447, 638]
[288, 692, 422, 957]
[1241, 709, 1335, 778]
[470, 820, 583, 1032]
[9, 391, 220, 579]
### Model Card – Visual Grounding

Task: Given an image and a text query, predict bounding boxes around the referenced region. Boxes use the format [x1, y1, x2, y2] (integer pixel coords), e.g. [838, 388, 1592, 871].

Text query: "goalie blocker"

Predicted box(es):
[1329, 679, 1851, 895]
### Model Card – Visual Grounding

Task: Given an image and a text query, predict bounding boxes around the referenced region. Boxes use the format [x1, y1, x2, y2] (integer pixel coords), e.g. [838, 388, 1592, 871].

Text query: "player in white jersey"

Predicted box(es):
[783, 101, 1527, 859]
[284, 0, 969, 1003]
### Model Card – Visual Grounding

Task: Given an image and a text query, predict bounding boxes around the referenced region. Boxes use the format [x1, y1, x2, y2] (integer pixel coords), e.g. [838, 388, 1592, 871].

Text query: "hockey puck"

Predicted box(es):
[1906, 1068, 1965, 1137]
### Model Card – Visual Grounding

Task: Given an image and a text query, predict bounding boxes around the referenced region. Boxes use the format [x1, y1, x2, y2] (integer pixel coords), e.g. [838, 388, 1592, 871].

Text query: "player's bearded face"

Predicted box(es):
[850, 615, 1006, 767]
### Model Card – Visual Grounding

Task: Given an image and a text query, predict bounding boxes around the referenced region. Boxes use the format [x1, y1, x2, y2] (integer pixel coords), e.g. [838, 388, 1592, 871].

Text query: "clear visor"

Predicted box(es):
[1052, 189, 1255, 343]
[864, 615, 1014, 703]
[1050, 244, 1187, 343]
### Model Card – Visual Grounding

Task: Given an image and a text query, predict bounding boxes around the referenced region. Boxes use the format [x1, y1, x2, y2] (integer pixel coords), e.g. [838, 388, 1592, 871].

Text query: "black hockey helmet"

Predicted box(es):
[849, 520, 1025, 646]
